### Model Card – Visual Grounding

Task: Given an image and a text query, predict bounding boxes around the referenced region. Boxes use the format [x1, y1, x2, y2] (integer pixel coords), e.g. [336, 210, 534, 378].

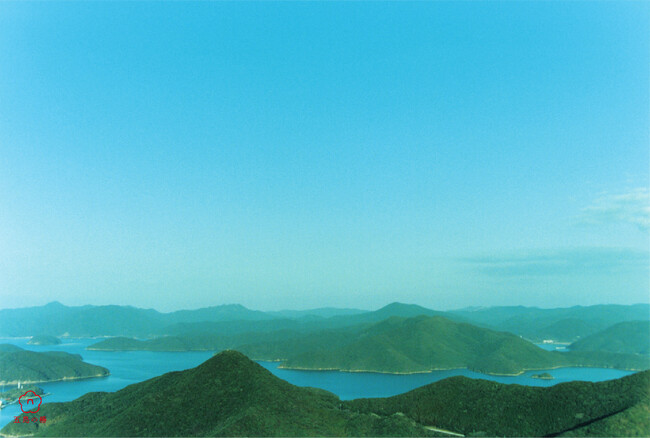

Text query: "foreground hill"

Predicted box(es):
[345, 369, 650, 437]
[2, 352, 648, 437]
[0, 344, 109, 385]
[0, 351, 429, 438]
[570, 321, 650, 355]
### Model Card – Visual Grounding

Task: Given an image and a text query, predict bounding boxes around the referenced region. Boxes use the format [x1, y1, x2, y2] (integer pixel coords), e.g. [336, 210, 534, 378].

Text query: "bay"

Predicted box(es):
[0, 337, 635, 427]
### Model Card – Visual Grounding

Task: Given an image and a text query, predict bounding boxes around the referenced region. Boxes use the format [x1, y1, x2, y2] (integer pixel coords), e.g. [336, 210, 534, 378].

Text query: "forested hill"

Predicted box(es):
[0, 351, 430, 438]
[2, 351, 647, 438]
[2, 301, 647, 341]
[570, 321, 650, 355]
[87, 316, 650, 375]
[344, 369, 650, 437]
[257, 315, 649, 375]
[0, 344, 109, 385]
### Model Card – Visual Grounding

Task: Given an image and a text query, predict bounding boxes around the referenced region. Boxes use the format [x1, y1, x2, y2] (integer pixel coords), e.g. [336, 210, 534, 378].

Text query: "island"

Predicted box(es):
[27, 335, 62, 346]
[531, 373, 554, 380]
[0, 344, 109, 385]
[2, 351, 648, 438]
[86, 315, 650, 376]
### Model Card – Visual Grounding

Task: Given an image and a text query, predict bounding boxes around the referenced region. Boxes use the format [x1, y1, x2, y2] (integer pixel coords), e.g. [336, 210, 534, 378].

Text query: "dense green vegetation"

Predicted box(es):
[449, 304, 650, 342]
[0, 351, 431, 438]
[2, 352, 647, 438]
[0, 345, 109, 384]
[28, 335, 62, 346]
[0, 343, 25, 353]
[570, 321, 650, 355]
[269, 316, 649, 374]
[1, 302, 647, 344]
[87, 316, 650, 375]
[345, 369, 650, 437]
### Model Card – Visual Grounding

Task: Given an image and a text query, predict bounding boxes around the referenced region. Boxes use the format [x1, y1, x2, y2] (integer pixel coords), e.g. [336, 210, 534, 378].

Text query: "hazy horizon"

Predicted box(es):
[1, 1, 648, 312]
[1, 298, 649, 316]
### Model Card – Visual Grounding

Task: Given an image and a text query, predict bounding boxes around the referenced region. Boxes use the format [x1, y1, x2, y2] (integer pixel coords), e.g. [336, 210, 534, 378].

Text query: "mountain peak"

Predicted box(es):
[375, 302, 434, 315]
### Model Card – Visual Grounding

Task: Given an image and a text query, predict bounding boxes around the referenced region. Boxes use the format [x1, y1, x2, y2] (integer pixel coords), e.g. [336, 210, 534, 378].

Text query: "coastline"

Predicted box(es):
[0, 372, 110, 386]
[276, 363, 647, 377]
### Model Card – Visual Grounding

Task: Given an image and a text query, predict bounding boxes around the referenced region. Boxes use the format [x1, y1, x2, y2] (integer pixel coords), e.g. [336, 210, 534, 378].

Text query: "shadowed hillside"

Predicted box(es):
[344, 370, 650, 437]
[570, 321, 650, 355]
[2, 352, 648, 437]
[0, 351, 430, 438]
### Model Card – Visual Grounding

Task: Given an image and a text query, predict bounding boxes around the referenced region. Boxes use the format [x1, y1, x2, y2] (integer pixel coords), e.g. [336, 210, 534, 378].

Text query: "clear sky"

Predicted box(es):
[0, 1, 648, 312]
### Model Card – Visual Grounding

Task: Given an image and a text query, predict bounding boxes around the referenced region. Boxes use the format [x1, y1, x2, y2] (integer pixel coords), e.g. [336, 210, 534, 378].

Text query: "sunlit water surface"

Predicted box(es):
[0, 337, 634, 427]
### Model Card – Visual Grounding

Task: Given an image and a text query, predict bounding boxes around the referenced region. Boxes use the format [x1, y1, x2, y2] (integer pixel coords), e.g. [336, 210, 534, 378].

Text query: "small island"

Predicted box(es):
[531, 373, 554, 380]
[27, 335, 62, 346]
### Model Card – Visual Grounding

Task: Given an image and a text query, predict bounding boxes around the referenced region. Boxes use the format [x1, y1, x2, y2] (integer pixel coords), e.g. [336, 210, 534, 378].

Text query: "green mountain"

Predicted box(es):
[0, 302, 274, 338]
[247, 316, 649, 375]
[0, 345, 109, 385]
[345, 369, 650, 437]
[570, 321, 650, 355]
[165, 304, 273, 324]
[87, 316, 650, 375]
[267, 307, 367, 319]
[3, 302, 648, 348]
[2, 352, 648, 438]
[28, 335, 62, 346]
[450, 304, 650, 342]
[0, 302, 458, 338]
[0, 351, 429, 438]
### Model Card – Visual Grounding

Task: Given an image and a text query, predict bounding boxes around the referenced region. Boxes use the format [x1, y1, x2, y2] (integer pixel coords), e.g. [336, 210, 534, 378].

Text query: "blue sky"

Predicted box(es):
[0, 1, 648, 311]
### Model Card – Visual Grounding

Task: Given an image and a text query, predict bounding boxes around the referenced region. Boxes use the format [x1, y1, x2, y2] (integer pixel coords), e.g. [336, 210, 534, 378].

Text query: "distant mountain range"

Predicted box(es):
[0, 344, 109, 385]
[2, 301, 647, 342]
[2, 351, 648, 437]
[448, 304, 650, 342]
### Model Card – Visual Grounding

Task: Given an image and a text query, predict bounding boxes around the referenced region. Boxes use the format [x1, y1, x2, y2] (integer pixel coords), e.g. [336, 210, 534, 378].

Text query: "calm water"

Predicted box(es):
[0, 337, 635, 427]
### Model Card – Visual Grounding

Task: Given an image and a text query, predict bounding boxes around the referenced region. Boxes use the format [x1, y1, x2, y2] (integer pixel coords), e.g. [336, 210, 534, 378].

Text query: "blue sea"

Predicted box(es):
[0, 337, 635, 428]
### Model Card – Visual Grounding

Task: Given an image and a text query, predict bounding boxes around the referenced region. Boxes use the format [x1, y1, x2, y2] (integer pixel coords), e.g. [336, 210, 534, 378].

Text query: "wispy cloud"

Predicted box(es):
[578, 188, 650, 231]
[462, 248, 649, 278]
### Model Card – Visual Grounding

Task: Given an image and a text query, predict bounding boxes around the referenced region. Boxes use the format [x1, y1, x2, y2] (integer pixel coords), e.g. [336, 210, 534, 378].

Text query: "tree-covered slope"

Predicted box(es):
[2, 352, 648, 438]
[450, 304, 650, 342]
[87, 316, 650, 374]
[0, 345, 109, 384]
[0, 351, 430, 438]
[570, 321, 650, 355]
[276, 316, 555, 374]
[345, 370, 650, 437]
[270, 316, 649, 375]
